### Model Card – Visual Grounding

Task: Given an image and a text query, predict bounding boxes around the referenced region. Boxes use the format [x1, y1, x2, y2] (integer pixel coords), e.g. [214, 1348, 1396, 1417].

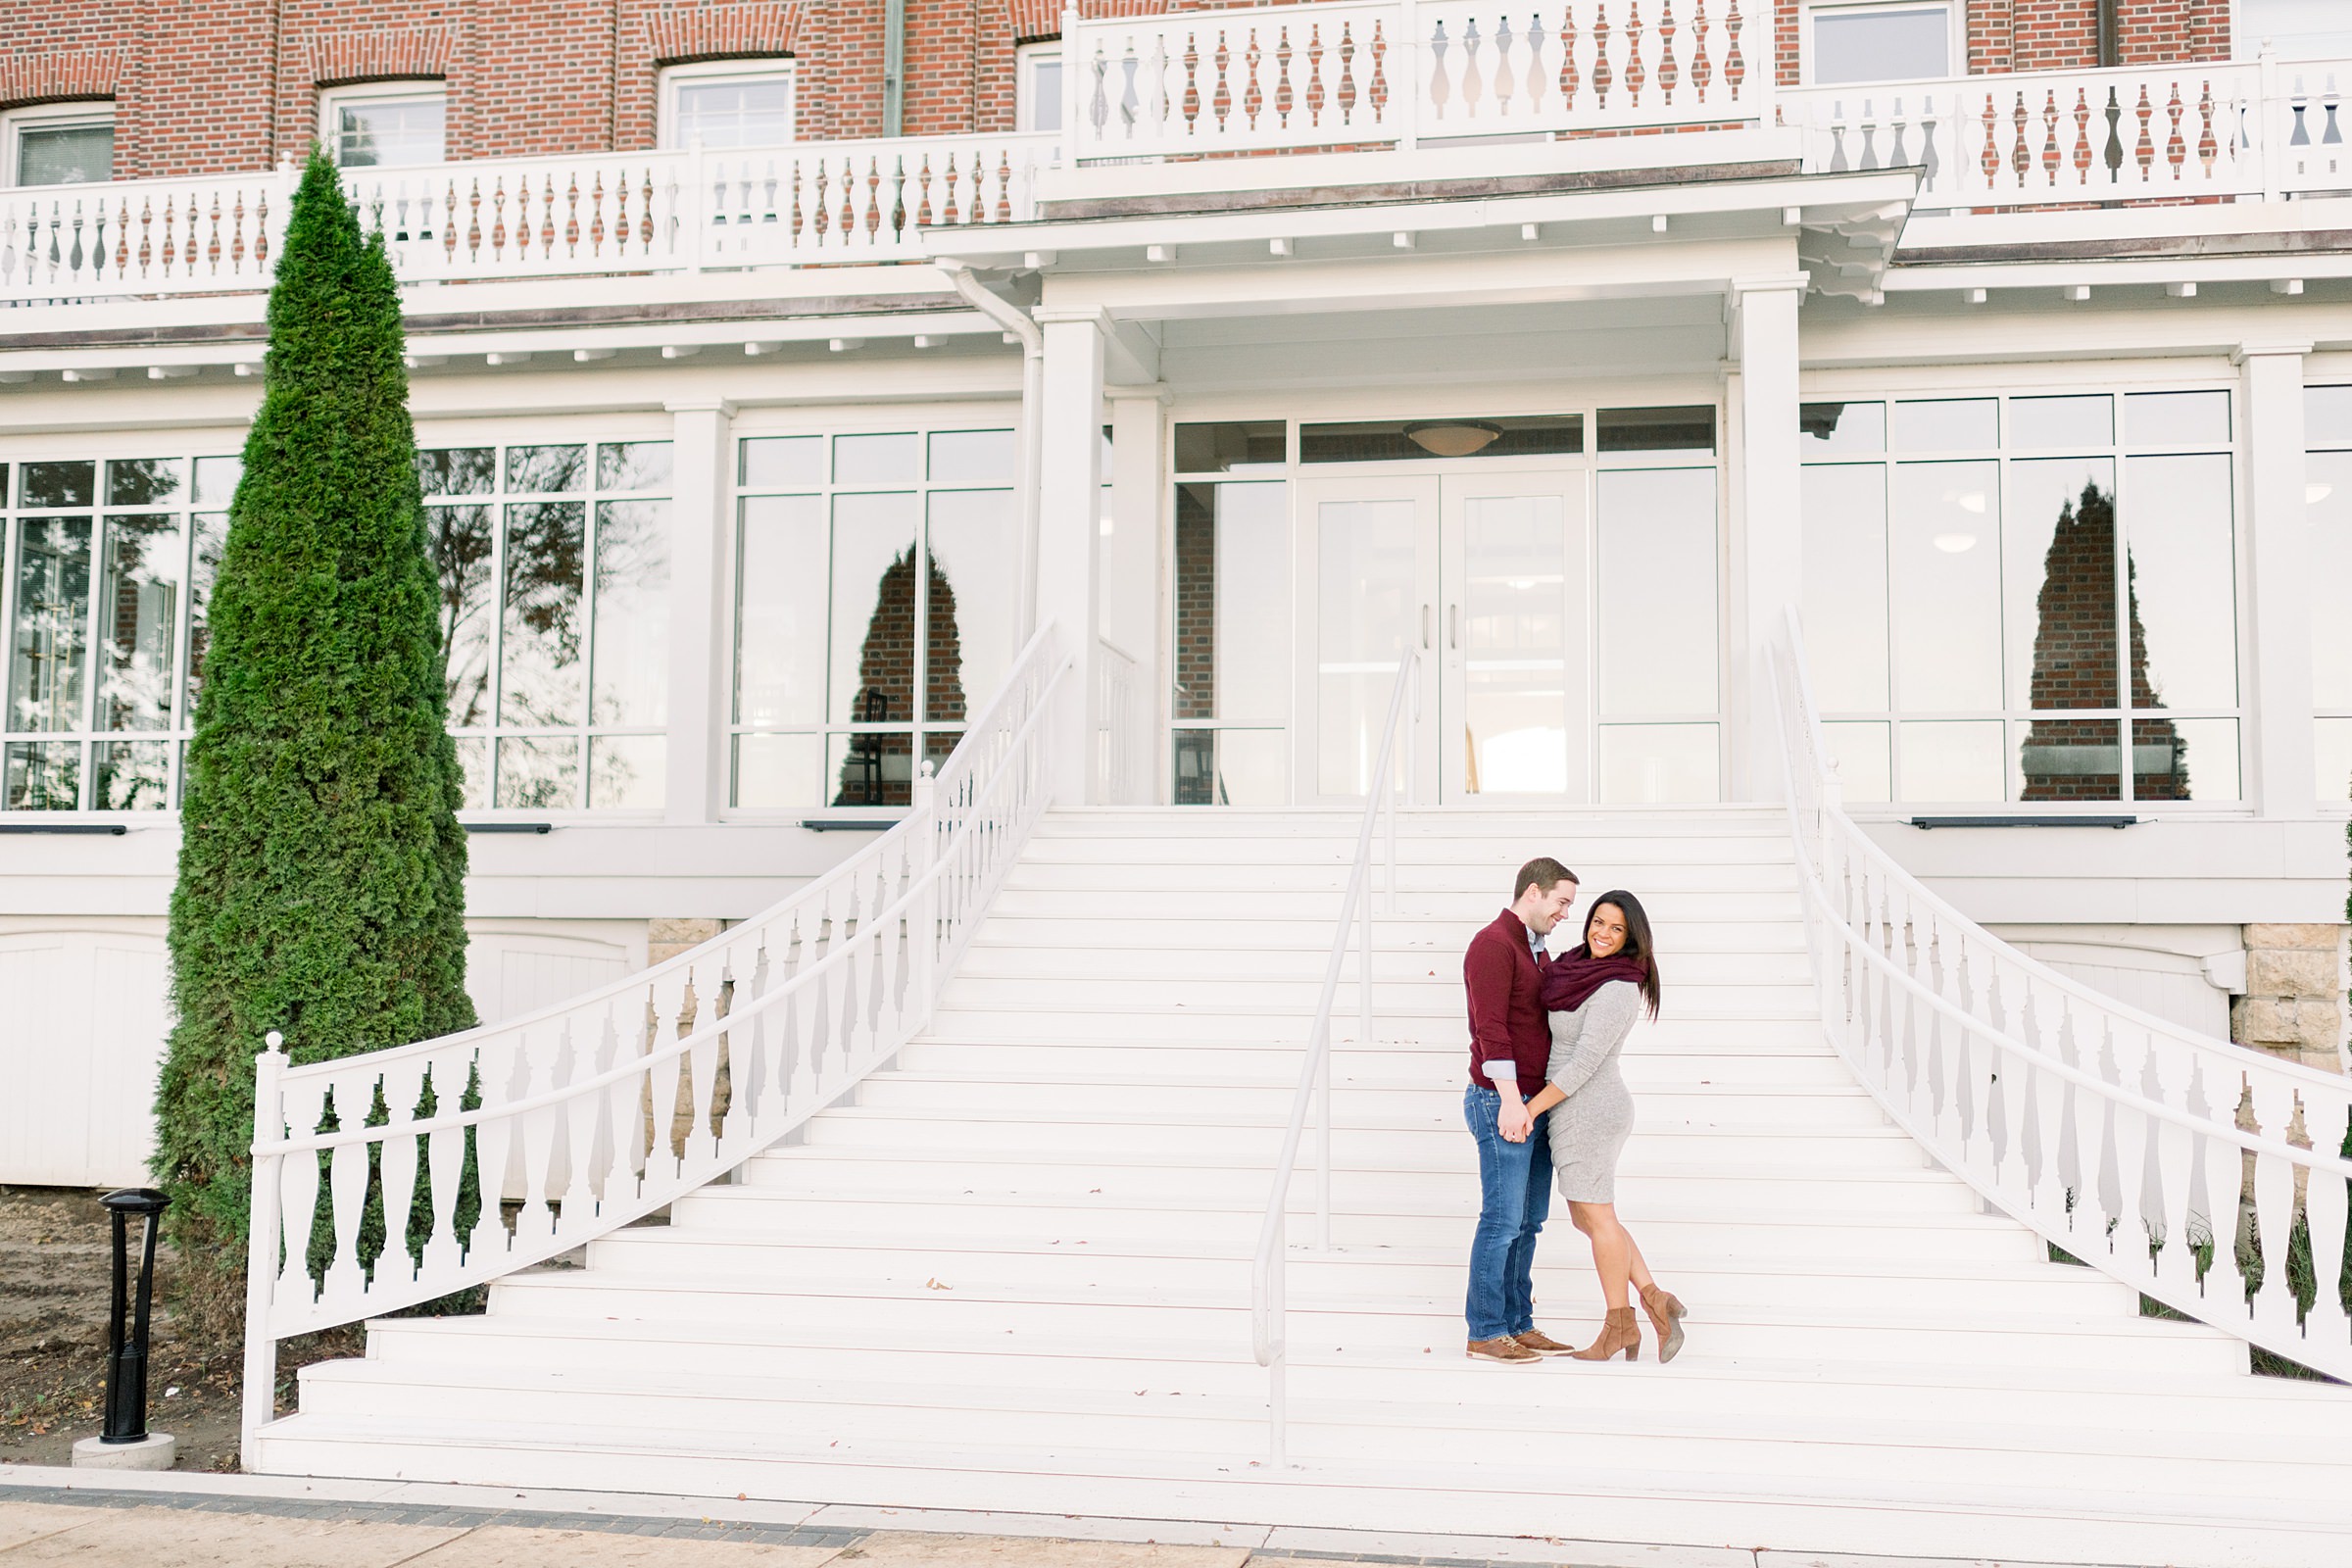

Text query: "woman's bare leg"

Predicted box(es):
[1568, 1200, 1634, 1311]
[1625, 1233, 1658, 1297]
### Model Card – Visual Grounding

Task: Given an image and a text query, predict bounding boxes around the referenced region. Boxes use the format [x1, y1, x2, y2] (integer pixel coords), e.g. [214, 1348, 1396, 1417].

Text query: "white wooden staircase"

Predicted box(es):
[251, 808, 2352, 1566]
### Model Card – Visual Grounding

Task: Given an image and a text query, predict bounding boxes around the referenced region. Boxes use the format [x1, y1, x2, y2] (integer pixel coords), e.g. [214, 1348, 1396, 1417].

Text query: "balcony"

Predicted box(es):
[1779, 52, 2350, 209]
[2, 7, 2348, 312]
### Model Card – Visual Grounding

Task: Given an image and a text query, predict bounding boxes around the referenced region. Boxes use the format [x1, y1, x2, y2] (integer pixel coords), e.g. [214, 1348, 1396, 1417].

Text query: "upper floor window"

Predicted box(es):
[321, 81, 447, 169]
[3, 102, 115, 188]
[1806, 1, 1955, 86]
[662, 60, 795, 149]
[1017, 43, 1063, 134]
[2239, 1, 2352, 60]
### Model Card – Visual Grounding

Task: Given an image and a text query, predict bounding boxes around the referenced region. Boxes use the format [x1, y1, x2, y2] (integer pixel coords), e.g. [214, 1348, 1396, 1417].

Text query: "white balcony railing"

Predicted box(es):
[238, 627, 1070, 1450]
[1062, 0, 1771, 160]
[1768, 606, 2352, 1383]
[1783, 52, 2350, 208]
[0, 130, 1055, 303]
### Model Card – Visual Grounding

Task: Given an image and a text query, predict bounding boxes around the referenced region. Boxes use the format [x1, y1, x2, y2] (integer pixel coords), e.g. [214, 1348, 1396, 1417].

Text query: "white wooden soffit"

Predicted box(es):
[919, 171, 1922, 275]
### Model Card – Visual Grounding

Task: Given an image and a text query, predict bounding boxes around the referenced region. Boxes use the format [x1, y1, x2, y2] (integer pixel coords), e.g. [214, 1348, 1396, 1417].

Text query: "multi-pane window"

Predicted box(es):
[662, 63, 796, 149]
[1805, 2, 1954, 84]
[321, 83, 448, 169]
[421, 442, 672, 811]
[4, 102, 116, 187]
[1, 455, 236, 810]
[730, 428, 1018, 810]
[1172, 422, 1289, 807]
[2307, 385, 2352, 803]
[1799, 391, 2242, 806]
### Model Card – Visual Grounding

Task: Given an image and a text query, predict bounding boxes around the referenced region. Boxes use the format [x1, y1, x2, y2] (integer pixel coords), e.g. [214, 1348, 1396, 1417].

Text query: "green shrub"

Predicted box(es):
[152, 151, 474, 1339]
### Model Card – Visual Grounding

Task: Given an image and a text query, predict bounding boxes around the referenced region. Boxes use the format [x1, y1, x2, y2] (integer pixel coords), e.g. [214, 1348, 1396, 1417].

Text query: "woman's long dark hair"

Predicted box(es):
[1588, 890, 1662, 1019]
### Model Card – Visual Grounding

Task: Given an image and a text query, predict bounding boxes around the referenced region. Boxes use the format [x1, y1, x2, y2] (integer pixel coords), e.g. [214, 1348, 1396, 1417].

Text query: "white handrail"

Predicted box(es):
[1251, 649, 1417, 1467]
[1764, 606, 2352, 1380]
[240, 626, 1072, 1448]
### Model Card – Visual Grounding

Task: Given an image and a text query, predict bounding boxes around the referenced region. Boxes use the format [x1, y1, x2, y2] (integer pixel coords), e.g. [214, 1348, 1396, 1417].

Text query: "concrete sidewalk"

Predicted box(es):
[0, 1466, 2104, 1568]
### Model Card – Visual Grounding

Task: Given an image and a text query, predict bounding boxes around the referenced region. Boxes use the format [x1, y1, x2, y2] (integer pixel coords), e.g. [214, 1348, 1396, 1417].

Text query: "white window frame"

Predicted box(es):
[1801, 0, 1963, 88]
[317, 79, 448, 170]
[658, 59, 797, 150]
[1016, 42, 1064, 134]
[2, 100, 117, 189]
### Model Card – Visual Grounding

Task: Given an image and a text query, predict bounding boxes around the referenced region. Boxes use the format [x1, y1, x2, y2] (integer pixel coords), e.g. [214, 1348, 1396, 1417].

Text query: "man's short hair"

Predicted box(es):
[1513, 857, 1579, 902]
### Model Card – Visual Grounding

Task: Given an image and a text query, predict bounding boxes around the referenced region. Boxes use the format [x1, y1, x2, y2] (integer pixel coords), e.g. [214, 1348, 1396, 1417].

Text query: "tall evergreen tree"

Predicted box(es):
[153, 152, 474, 1328]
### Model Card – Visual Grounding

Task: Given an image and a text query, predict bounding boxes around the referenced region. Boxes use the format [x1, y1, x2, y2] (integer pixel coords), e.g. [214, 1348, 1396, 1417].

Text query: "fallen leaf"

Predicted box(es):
[925, 1277, 952, 1290]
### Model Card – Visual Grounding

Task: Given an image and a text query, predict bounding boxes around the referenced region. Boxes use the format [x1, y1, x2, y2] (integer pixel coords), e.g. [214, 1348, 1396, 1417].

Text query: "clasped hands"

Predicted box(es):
[1496, 1100, 1536, 1144]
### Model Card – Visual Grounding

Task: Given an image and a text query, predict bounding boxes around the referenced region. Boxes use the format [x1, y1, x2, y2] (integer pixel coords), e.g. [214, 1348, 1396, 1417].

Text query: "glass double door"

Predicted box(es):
[1300, 468, 1589, 804]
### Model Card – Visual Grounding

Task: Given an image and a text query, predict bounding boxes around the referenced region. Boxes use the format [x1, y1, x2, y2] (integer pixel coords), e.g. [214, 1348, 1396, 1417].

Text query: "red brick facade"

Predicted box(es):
[0, 2, 2251, 178]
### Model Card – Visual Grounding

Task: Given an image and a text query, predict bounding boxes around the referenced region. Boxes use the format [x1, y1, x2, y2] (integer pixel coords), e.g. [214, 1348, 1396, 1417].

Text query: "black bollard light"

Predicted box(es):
[99, 1188, 171, 1445]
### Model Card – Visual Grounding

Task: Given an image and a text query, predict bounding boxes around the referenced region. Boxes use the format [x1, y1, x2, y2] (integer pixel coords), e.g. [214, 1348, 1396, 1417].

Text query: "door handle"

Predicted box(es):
[1448, 603, 1459, 651]
[1421, 604, 1432, 650]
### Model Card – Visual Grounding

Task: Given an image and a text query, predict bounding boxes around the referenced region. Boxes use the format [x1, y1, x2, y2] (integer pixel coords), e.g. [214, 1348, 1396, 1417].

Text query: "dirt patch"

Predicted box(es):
[0, 1185, 362, 1473]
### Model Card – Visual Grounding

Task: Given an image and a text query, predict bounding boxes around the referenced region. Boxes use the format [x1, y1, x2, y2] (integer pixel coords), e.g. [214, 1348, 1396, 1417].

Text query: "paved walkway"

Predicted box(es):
[0, 1467, 2102, 1568]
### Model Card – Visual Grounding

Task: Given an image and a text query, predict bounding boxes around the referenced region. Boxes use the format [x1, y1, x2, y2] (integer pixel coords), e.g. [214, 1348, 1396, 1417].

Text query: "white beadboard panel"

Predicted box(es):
[2012, 941, 2234, 1042]
[0, 930, 170, 1188]
[464, 926, 643, 1031]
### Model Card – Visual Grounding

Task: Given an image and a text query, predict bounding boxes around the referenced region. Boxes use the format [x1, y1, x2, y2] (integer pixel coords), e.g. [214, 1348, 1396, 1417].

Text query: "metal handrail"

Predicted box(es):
[1764, 604, 2352, 1379]
[1250, 649, 1417, 1466]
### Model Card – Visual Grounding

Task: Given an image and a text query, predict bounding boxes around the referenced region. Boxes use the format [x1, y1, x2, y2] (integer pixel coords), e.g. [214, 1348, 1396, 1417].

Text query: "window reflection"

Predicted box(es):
[1596, 468, 1717, 716]
[429, 505, 495, 728]
[1173, 481, 1289, 804]
[1800, 465, 1889, 711]
[1891, 462, 1999, 710]
[96, 514, 183, 734]
[499, 502, 587, 727]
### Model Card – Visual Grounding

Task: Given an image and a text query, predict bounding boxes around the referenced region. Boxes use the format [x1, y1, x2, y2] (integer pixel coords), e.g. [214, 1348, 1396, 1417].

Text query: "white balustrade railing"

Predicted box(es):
[1095, 637, 1143, 806]
[1, 131, 1054, 304]
[1783, 52, 2351, 208]
[1253, 648, 1416, 1465]
[239, 626, 1071, 1446]
[1065, 0, 1769, 160]
[1767, 607, 2351, 1381]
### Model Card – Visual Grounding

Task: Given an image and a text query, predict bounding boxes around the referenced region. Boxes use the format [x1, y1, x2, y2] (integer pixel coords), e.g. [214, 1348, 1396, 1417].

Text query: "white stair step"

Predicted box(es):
[998, 861, 1796, 894]
[738, 1148, 1985, 1212]
[892, 1039, 1858, 1086]
[1017, 834, 1796, 865]
[249, 1410, 2352, 1568]
[850, 1072, 1890, 1129]
[919, 1007, 1820, 1046]
[931, 975, 1812, 1015]
[950, 945, 1814, 986]
[968, 914, 1808, 952]
[290, 1356, 2331, 1501]
[987, 888, 1804, 920]
[667, 1187, 2040, 1261]
[355, 1313, 2337, 1437]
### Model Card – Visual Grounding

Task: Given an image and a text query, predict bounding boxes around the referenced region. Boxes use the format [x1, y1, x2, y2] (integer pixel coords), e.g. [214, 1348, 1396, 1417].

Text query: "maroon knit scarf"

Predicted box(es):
[1540, 944, 1649, 1012]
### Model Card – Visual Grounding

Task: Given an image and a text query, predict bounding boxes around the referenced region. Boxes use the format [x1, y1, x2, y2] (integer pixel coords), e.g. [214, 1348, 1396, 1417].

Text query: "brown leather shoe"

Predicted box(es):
[1465, 1336, 1541, 1363]
[1511, 1329, 1575, 1356]
[1568, 1307, 1642, 1361]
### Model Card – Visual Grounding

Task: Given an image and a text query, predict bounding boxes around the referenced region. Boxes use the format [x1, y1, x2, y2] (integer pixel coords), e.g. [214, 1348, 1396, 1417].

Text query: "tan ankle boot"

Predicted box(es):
[1568, 1307, 1641, 1361]
[1640, 1284, 1687, 1363]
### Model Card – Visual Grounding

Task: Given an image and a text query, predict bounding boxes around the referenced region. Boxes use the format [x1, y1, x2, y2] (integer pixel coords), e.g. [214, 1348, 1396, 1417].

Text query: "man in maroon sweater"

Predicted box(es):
[1462, 856, 1579, 1362]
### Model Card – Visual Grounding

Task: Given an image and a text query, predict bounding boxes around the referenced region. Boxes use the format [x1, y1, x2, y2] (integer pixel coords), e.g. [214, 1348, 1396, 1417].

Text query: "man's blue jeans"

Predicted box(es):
[1463, 1083, 1552, 1342]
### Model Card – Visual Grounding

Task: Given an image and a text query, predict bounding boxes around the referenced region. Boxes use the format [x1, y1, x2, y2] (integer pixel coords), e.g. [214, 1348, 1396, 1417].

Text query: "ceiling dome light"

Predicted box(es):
[1934, 532, 1979, 554]
[1403, 419, 1504, 457]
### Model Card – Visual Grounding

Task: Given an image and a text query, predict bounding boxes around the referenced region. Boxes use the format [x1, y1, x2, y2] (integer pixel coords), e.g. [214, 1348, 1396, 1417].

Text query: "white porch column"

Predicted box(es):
[1105, 387, 1169, 804]
[2237, 341, 2318, 818]
[1036, 309, 1108, 805]
[663, 397, 735, 824]
[1729, 275, 1806, 802]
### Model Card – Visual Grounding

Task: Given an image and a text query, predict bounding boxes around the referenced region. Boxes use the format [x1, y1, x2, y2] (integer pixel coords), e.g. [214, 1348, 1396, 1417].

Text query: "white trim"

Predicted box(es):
[1, 99, 116, 189]
[1016, 42, 1064, 135]
[1800, 0, 1962, 88]
[318, 79, 448, 169]
[657, 58, 797, 150]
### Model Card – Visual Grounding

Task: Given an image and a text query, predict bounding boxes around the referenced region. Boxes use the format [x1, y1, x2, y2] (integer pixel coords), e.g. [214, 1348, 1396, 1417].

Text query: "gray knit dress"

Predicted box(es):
[1544, 980, 1642, 1204]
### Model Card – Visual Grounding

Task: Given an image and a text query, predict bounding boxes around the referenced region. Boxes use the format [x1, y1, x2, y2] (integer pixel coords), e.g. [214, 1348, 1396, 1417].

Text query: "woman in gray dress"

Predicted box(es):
[1521, 892, 1688, 1362]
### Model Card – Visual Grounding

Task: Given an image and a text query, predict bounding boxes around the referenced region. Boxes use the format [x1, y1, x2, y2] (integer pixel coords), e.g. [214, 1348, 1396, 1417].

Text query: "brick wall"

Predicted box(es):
[0, 1, 2261, 177]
